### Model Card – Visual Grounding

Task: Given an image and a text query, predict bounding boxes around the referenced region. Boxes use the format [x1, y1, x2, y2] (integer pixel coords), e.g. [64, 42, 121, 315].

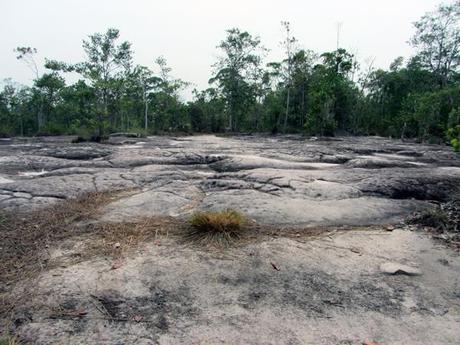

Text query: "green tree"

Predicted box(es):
[210, 28, 266, 131]
[14, 47, 46, 131]
[48, 28, 133, 137]
[34, 72, 66, 133]
[280, 21, 298, 132]
[411, 1, 460, 87]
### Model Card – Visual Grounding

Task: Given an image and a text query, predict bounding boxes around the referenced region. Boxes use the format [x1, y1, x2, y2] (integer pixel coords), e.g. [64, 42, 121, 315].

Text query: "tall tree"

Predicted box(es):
[14, 47, 45, 130]
[281, 21, 297, 132]
[210, 28, 266, 131]
[129, 65, 160, 131]
[47, 28, 133, 137]
[411, 1, 460, 87]
[152, 57, 188, 131]
[34, 72, 65, 131]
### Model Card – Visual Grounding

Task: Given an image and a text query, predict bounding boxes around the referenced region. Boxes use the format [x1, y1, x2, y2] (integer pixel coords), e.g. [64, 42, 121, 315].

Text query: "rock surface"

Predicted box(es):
[380, 262, 423, 276]
[1, 135, 460, 226]
[10, 229, 460, 345]
[2, 135, 460, 345]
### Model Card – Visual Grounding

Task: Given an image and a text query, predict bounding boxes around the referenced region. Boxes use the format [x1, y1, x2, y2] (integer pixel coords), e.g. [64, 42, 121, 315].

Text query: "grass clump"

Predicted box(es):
[0, 336, 18, 345]
[408, 201, 460, 246]
[187, 209, 246, 246]
[409, 207, 449, 229]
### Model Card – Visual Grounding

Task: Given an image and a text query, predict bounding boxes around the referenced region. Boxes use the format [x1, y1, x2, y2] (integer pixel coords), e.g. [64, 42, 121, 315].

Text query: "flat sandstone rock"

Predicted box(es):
[1, 135, 459, 226]
[2, 135, 460, 345]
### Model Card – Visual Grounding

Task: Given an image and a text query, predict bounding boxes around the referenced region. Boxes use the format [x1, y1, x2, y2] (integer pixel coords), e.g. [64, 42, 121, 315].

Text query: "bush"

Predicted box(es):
[187, 210, 246, 246]
[447, 125, 460, 152]
[409, 207, 448, 229]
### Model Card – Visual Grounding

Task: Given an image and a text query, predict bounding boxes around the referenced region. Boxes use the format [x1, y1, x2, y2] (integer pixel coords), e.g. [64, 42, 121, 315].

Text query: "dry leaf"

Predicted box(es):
[70, 309, 88, 317]
[271, 262, 280, 271]
[133, 315, 143, 322]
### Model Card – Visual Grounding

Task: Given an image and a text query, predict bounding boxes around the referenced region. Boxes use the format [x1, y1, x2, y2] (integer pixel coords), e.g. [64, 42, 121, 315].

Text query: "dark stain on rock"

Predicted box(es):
[234, 268, 404, 317]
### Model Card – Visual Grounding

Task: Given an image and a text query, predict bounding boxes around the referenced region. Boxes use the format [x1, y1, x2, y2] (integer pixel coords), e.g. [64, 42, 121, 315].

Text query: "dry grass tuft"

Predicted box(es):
[187, 209, 246, 246]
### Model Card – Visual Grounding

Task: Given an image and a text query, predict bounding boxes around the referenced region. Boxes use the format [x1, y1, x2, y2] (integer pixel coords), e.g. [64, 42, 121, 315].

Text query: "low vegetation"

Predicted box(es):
[0, 192, 118, 288]
[0, 336, 18, 345]
[447, 125, 460, 152]
[408, 200, 460, 247]
[0, 190, 185, 289]
[187, 210, 247, 246]
[409, 207, 450, 229]
[0, 190, 184, 327]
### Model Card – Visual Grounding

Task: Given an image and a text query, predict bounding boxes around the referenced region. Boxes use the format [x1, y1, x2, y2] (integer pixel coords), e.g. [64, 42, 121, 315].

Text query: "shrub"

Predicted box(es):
[408, 207, 448, 229]
[187, 209, 246, 246]
[447, 125, 460, 152]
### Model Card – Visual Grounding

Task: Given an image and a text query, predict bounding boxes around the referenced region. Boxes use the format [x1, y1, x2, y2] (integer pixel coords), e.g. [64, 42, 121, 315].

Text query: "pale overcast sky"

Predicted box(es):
[0, 0, 445, 98]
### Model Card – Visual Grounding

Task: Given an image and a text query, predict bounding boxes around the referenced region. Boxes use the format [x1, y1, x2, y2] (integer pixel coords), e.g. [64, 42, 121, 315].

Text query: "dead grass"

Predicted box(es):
[0, 189, 187, 334]
[77, 216, 181, 261]
[0, 336, 18, 345]
[186, 209, 247, 246]
[0, 191, 120, 288]
[0, 190, 146, 323]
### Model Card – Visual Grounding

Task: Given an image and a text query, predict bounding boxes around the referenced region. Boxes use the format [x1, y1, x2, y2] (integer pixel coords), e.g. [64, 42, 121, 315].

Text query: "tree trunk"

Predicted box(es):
[20, 115, 24, 137]
[144, 101, 149, 132]
[37, 94, 44, 131]
[401, 122, 407, 140]
[144, 87, 148, 132]
[301, 84, 305, 127]
[284, 88, 290, 133]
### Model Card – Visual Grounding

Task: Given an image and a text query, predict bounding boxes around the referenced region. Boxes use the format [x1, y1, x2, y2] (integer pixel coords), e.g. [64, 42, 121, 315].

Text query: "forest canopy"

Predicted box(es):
[1, 1, 459, 151]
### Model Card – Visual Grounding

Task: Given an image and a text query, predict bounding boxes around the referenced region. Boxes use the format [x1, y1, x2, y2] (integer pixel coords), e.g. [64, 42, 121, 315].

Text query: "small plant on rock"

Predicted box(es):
[187, 209, 246, 246]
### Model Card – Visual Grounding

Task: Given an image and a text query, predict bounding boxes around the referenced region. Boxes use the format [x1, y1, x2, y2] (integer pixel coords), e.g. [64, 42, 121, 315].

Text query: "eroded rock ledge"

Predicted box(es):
[1, 135, 460, 227]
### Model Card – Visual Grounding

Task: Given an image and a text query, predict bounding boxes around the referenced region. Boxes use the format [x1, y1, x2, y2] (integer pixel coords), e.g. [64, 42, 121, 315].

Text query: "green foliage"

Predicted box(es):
[210, 28, 266, 131]
[447, 106, 460, 150]
[0, 1, 459, 142]
[398, 88, 460, 140]
[409, 207, 449, 229]
[447, 125, 460, 151]
[410, 1, 460, 87]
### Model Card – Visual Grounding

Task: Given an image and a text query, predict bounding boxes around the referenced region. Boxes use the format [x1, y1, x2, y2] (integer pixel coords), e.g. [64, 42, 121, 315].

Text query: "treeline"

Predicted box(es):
[1, 1, 459, 150]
